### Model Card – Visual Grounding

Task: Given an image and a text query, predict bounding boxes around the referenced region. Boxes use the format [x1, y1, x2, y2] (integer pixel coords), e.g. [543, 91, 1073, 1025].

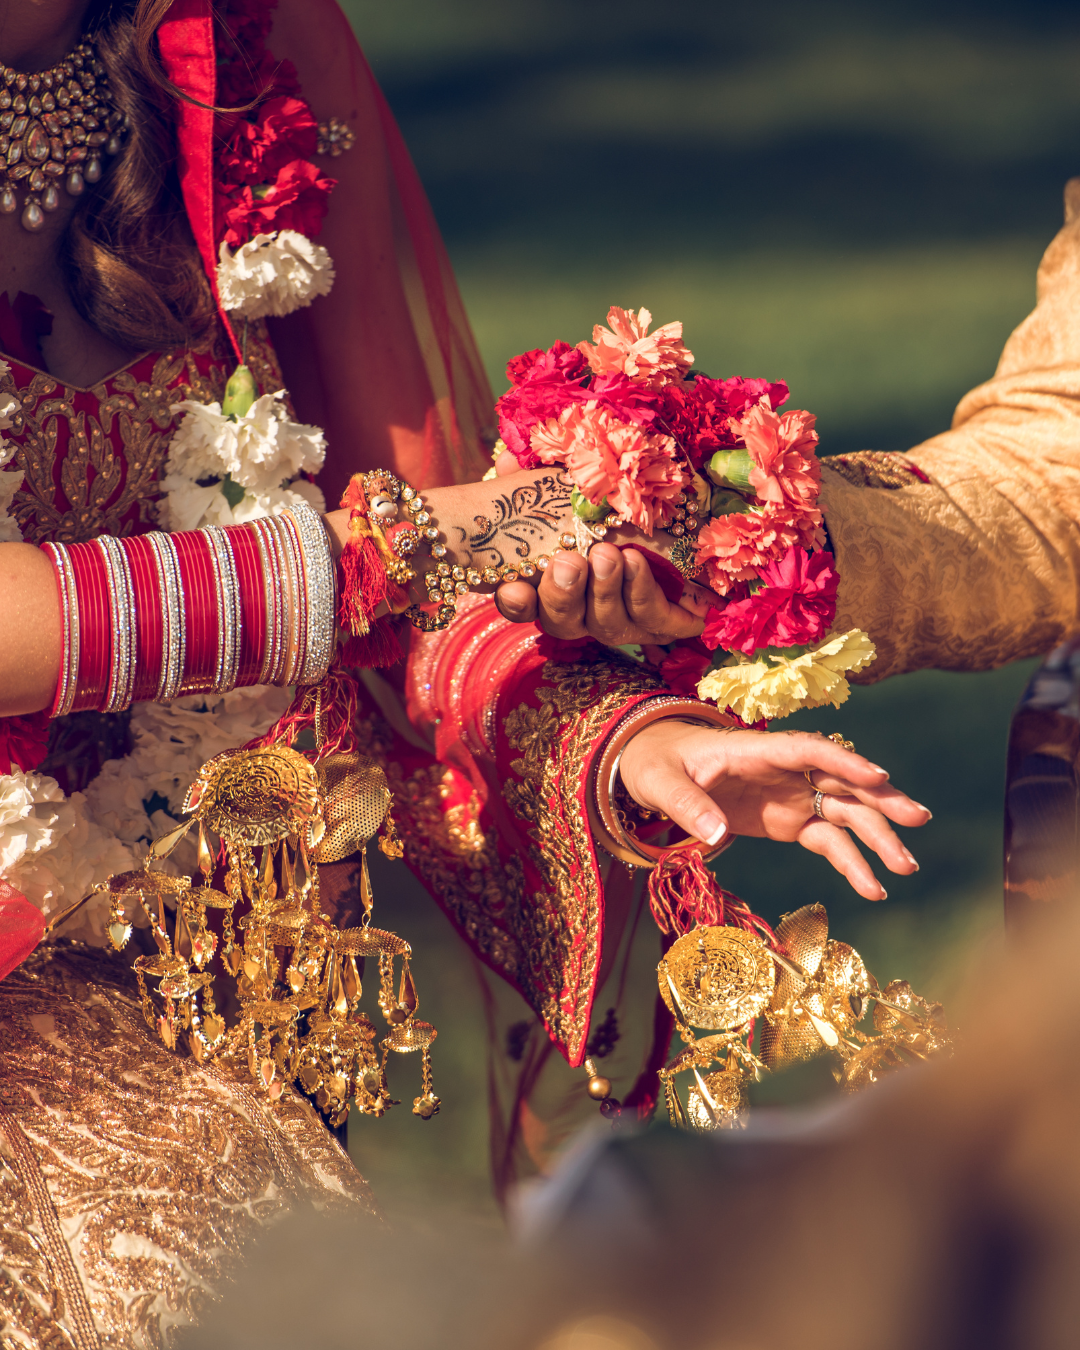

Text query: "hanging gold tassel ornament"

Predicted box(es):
[655, 905, 953, 1132]
[62, 682, 437, 1130]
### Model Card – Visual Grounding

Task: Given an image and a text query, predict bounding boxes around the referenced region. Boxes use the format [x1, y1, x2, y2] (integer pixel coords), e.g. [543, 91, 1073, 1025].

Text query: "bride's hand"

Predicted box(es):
[619, 724, 931, 901]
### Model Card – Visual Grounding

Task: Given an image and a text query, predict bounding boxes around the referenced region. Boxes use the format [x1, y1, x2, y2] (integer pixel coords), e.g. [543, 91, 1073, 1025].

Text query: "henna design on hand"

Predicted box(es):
[460, 472, 572, 569]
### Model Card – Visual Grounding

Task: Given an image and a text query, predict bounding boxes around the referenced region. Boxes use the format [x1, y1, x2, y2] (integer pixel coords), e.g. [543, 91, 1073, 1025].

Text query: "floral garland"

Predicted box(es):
[495, 306, 876, 721]
[0, 0, 340, 943]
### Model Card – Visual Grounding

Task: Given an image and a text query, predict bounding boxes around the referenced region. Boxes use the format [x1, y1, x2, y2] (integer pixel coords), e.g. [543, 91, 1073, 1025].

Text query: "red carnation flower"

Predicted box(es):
[219, 97, 318, 186]
[496, 341, 591, 468]
[220, 158, 337, 247]
[702, 546, 839, 655]
[659, 376, 788, 470]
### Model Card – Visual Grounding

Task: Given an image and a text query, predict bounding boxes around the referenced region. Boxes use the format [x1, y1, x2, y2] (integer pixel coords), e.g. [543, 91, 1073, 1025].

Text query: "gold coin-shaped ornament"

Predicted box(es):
[313, 753, 391, 864]
[658, 927, 776, 1031]
[184, 747, 322, 847]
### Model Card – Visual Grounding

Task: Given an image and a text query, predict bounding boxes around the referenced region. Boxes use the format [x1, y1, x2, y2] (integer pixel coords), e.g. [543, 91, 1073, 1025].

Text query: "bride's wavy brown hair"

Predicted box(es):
[61, 0, 232, 353]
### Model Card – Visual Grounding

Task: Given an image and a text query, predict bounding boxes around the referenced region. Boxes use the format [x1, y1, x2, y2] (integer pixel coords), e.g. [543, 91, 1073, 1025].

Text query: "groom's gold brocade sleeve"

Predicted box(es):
[822, 179, 1080, 682]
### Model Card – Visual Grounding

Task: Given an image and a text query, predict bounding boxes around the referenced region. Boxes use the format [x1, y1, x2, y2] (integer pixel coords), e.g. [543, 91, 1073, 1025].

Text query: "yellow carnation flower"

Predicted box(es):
[696, 629, 876, 723]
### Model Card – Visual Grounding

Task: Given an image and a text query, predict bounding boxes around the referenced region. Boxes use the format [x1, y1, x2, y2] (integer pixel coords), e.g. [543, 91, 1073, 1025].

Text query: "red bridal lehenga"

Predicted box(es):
[0, 3, 684, 1344]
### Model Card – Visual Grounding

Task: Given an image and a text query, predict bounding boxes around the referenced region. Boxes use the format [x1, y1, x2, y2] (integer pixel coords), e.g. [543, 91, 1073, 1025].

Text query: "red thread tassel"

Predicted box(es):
[338, 534, 389, 636]
[339, 618, 404, 670]
[647, 848, 779, 948]
[246, 663, 360, 759]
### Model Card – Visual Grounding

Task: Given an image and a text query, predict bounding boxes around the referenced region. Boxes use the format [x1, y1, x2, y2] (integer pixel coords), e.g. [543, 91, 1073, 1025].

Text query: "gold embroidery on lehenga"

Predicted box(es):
[3, 321, 283, 544]
[0, 943, 373, 1350]
[502, 659, 661, 1059]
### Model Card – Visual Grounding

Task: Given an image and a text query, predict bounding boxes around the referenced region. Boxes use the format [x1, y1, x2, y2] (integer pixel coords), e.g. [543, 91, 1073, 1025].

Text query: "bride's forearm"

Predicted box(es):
[328, 468, 577, 610]
[0, 472, 577, 720]
[0, 542, 62, 717]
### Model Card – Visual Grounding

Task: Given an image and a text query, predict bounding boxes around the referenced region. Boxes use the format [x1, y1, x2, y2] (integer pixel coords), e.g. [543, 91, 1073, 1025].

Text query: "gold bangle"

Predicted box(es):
[587, 696, 742, 869]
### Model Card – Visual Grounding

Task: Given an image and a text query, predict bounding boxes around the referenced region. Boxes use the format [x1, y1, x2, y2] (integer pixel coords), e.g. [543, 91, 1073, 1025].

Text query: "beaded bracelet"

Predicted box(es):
[42, 500, 335, 717]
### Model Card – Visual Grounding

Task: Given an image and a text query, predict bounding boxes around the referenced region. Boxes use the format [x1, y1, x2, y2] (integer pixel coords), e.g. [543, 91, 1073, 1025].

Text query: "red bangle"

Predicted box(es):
[124, 534, 164, 703]
[171, 530, 218, 694]
[68, 540, 110, 712]
[225, 522, 266, 687]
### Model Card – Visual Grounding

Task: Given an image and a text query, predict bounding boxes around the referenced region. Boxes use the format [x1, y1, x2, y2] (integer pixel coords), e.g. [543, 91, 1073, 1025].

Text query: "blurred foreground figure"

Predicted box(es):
[186, 900, 1080, 1350]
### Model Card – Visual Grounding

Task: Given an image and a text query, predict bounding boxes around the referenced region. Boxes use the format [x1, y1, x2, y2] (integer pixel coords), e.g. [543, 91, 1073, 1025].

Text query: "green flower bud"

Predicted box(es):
[571, 485, 609, 520]
[706, 448, 755, 493]
[710, 488, 751, 517]
[222, 363, 257, 420]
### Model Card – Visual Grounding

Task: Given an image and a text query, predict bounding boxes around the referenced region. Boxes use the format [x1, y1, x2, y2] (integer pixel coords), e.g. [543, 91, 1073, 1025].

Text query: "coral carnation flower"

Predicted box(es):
[733, 399, 821, 513]
[577, 307, 694, 390]
[696, 503, 807, 594]
[533, 404, 688, 533]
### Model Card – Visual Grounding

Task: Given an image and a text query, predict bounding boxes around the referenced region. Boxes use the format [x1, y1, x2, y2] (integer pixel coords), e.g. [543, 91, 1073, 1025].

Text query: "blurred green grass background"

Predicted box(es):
[334, 0, 1077, 1212]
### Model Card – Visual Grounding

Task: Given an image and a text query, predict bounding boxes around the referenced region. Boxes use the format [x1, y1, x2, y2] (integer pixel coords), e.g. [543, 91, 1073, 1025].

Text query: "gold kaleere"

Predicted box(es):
[655, 904, 953, 1132]
[63, 683, 439, 1130]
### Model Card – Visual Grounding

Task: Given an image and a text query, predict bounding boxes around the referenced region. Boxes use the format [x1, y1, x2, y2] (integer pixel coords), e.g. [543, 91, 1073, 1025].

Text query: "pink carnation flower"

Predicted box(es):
[734, 399, 821, 514]
[577, 307, 694, 391]
[702, 547, 839, 655]
[532, 403, 689, 533]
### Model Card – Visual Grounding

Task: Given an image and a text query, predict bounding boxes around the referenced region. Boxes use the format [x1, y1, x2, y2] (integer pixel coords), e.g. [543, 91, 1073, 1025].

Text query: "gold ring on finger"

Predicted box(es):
[827, 733, 856, 754]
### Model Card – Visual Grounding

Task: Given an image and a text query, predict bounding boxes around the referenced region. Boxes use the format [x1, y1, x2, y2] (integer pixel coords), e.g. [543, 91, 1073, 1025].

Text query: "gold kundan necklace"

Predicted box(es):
[0, 40, 127, 231]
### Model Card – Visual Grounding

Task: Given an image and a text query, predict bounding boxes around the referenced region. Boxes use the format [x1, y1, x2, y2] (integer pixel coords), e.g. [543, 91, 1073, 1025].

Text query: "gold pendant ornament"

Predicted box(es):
[656, 905, 953, 1132]
[62, 688, 437, 1130]
[0, 41, 128, 231]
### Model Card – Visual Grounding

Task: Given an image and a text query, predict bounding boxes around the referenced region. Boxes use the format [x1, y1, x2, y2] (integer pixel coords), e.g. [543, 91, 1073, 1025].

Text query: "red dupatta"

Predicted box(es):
[159, 0, 495, 491]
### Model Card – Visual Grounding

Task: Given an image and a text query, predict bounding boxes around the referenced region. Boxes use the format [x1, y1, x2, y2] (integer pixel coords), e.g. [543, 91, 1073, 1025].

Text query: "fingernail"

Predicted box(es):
[699, 813, 726, 846]
[916, 804, 933, 819]
[903, 849, 919, 871]
[591, 552, 616, 580]
[623, 551, 640, 577]
[552, 559, 578, 590]
[878, 886, 888, 900]
[869, 764, 889, 779]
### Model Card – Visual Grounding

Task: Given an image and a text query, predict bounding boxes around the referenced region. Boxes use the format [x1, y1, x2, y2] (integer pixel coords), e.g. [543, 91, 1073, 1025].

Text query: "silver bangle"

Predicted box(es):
[42, 541, 79, 717]
[145, 531, 186, 702]
[262, 512, 303, 686]
[283, 499, 335, 686]
[249, 518, 284, 686]
[96, 535, 136, 713]
[202, 524, 242, 693]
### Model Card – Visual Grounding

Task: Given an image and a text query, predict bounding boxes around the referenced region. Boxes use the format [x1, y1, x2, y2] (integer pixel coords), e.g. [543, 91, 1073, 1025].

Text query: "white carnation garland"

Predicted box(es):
[216, 230, 335, 320]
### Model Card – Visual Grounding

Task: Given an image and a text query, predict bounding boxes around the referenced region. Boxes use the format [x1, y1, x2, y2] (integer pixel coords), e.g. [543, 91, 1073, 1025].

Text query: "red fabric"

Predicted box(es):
[0, 881, 45, 983]
[155, 0, 242, 361]
[0, 712, 49, 775]
[125, 534, 165, 703]
[266, 0, 495, 490]
[68, 541, 109, 712]
[399, 595, 668, 1065]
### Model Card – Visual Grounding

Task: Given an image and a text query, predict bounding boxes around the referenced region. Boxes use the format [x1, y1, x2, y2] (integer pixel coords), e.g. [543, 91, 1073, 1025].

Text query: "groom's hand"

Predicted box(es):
[494, 543, 709, 645]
